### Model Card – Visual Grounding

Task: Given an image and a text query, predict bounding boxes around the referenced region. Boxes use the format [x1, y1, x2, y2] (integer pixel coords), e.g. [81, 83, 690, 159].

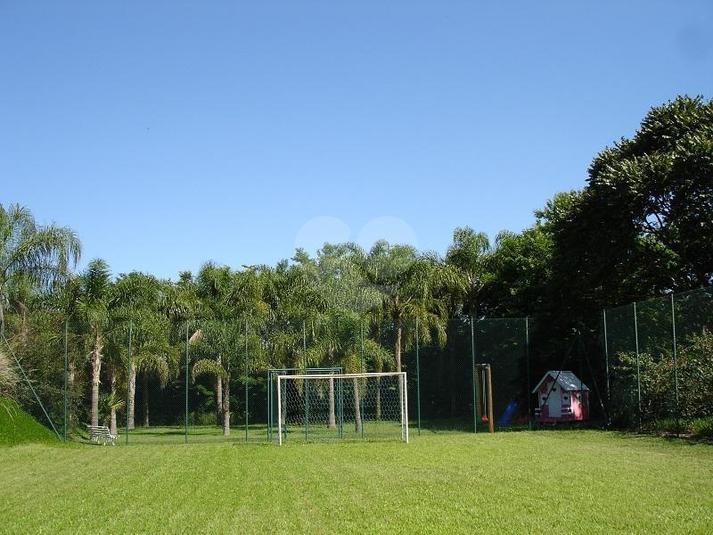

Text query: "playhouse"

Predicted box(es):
[532, 370, 589, 423]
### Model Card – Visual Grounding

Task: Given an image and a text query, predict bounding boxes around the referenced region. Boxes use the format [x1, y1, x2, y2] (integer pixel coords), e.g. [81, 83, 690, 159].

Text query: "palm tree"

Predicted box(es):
[190, 320, 240, 436]
[0, 203, 81, 337]
[195, 263, 234, 426]
[110, 272, 169, 430]
[77, 259, 112, 428]
[135, 330, 177, 427]
[445, 227, 492, 316]
[102, 328, 126, 436]
[52, 275, 83, 433]
[359, 241, 456, 372]
[191, 266, 270, 437]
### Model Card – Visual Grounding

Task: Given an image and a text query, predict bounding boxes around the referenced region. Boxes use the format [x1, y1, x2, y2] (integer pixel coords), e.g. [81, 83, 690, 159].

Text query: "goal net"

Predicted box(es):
[276, 372, 409, 444]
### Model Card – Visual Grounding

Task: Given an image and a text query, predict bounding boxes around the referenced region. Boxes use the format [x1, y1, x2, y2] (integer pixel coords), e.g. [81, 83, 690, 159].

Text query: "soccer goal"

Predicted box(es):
[276, 372, 409, 444]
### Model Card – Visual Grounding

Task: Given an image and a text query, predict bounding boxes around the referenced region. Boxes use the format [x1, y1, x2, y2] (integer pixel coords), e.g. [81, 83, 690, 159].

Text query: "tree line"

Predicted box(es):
[1, 95, 711, 435]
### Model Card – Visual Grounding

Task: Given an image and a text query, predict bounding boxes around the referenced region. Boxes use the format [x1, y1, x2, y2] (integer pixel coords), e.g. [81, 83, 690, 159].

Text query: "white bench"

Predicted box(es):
[86, 425, 117, 445]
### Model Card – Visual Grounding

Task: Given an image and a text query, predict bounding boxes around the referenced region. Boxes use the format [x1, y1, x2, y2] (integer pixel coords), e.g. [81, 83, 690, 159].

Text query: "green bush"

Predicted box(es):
[690, 417, 713, 438]
[611, 332, 713, 435]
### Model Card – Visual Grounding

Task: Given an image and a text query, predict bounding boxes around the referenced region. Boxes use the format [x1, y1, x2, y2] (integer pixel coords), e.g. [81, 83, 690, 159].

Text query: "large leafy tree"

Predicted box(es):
[588, 95, 713, 289]
[0, 203, 80, 336]
[483, 226, 553, 317]
[549, 96, 713, 321]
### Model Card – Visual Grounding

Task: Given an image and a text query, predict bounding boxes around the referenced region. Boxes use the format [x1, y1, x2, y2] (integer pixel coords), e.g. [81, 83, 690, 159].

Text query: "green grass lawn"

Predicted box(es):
[1, 431, 712, 534]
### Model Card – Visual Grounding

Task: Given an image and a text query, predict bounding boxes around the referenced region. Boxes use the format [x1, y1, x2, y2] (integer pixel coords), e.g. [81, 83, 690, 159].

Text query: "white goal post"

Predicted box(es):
[276, 372, 409, 445]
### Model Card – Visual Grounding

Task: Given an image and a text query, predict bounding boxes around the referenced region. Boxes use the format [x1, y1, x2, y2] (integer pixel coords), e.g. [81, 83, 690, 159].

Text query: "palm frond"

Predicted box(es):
[191, 358, 228, 383]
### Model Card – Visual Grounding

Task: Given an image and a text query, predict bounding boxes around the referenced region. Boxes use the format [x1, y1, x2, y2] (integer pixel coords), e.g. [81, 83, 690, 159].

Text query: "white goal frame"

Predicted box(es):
[276, 371, 409, 445]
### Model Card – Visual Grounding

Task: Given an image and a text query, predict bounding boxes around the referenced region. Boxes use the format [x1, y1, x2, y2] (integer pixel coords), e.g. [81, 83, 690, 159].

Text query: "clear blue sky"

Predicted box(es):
[2, 1, 712, 279]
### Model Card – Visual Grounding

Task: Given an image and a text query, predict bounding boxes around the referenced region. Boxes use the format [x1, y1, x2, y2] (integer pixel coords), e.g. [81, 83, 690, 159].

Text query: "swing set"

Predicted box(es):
[474, 363, 495, 433]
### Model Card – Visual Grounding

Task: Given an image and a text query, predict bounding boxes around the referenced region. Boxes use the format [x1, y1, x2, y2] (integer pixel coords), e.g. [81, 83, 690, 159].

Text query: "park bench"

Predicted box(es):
[86, 425, 117, 445]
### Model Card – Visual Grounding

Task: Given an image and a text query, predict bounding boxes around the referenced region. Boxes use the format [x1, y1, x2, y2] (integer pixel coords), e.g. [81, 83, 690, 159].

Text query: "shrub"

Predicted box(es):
[610, 332, 713, 435]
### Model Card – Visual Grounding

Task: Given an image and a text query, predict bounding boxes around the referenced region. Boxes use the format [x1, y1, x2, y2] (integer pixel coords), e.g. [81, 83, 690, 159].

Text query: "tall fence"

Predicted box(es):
[6, 288, 711, 444]
[603, 287, 713, 434]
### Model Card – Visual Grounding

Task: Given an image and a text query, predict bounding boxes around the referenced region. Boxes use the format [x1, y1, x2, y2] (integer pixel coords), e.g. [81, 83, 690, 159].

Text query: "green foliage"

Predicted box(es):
[192, 358, 229, 383]
[611, 332, 713, 434]
[484, 226, 552, 316]
[690, 417, 713, 438]
[445, 226, 491, 316]
[0, 203, 81, 335]
[549, 96, 713, 318]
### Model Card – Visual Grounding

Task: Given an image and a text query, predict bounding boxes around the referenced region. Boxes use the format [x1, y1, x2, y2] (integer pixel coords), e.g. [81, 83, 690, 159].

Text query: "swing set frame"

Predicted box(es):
[474, 363, 495, 433]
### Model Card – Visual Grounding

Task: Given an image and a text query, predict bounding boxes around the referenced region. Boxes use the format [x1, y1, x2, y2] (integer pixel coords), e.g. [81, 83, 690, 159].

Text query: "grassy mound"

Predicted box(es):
[0, 397, 58, 446]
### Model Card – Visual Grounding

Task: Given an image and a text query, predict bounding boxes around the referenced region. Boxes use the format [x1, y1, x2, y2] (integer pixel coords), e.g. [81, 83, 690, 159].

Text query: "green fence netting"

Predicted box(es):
[604, 287, 713, 435]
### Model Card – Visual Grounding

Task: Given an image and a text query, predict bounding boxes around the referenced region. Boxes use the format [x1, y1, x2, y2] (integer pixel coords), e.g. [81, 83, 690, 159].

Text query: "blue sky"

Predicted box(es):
[2, 1, 712, 279]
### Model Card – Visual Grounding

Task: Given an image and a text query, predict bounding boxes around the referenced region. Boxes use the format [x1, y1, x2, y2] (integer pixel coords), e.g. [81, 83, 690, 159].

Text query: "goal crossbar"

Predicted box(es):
[277, 371, 405, 380]
[276, 372, 408, 445]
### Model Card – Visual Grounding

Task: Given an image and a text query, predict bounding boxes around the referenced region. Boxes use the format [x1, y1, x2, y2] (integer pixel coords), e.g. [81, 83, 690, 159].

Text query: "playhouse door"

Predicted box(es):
[548, 388, 562, 418]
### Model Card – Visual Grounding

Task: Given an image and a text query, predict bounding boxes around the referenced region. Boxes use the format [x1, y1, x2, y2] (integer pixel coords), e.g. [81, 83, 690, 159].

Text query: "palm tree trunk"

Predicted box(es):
[216, 355, 223, 426]
[90, 333, 103, 428]
[394, 317, 403, 372]
[109, 366, 117, 436]
[127, 363, 136, 430]
[222, 379, 230, 436]
[352, 377, 362, 433]
[142, 372, 149, 427]
[328, 377, 336, 429]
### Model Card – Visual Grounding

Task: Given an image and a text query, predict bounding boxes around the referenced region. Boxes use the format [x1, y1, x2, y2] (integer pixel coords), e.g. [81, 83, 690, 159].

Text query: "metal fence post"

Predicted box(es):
[64, 319, 68, 442]
[633, 302, 642, 430]
[415, 318, 421, 436]
[126, 319, 133, 446]
[245, 318, 249, 443]
[184, 320, 188, 444]
[670, 293, 681, 436]
[471, 316, 477, 434]
[525, 317, 531, 430]
[303, 320, 308, 441]
[267, 370, 272, 442]
[602, 309, 610, 422]
[360, 321, 365, 439]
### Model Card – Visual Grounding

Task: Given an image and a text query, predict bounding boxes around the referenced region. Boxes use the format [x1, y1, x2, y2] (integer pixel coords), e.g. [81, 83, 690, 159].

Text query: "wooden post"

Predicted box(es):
[486, 365, 495, 434]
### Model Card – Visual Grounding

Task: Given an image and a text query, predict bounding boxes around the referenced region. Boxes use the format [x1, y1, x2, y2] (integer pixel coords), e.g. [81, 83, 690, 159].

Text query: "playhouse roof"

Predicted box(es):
[531, 371, 589, 393]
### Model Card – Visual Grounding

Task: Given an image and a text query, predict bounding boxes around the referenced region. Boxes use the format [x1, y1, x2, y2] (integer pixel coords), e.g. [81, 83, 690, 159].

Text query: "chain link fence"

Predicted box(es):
[604, 288, 713, 435]
[6, 288, 712, 444]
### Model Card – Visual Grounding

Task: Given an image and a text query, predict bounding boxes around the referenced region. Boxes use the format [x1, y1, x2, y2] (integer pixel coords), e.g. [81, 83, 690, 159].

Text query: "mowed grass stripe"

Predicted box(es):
[1, 431, 712, 534]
